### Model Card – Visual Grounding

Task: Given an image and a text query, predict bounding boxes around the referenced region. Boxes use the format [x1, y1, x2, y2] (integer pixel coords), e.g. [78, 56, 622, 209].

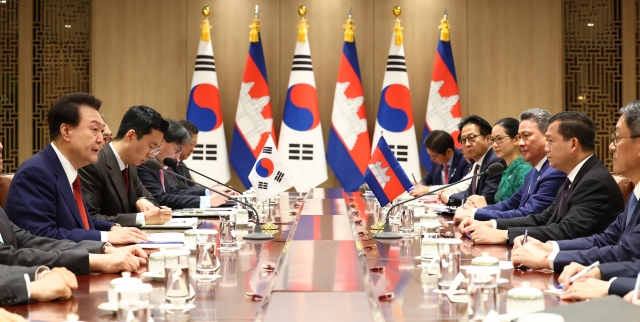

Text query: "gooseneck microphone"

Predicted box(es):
[374, 162, 504, 240]
[163, 158, 242, 194]
[145, 159, 271, 240]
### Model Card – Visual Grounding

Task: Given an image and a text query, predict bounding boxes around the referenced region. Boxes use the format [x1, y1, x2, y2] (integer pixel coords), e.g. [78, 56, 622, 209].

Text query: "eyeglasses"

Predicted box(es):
[489, 135, 508, 145]
[611, 132, 640, 147]
[145, 142, 161, 157]
[460, 133, 483, 145]
[175, 146, 184, 155]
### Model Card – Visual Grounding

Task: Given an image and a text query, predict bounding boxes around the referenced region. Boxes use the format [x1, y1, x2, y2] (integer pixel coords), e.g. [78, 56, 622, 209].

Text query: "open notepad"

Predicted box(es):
[141, 217, 198, 229]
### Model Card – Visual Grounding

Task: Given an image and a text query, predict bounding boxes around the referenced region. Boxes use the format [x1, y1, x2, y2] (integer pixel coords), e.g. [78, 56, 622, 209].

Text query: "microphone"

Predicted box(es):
[163, 158, 242, 194]
[374, 162, 504, 240]
[145, 159, 271, 240]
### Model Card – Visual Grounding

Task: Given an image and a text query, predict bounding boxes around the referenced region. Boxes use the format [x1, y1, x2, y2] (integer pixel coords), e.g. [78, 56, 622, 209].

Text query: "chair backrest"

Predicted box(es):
[0, 174, 14, 208]
[612, 173, 635, 205]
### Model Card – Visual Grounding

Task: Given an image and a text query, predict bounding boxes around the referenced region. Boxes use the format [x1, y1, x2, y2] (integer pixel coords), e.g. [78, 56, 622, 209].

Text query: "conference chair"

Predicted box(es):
[0, 174, 14, 208]
[612, 173, 634, 206]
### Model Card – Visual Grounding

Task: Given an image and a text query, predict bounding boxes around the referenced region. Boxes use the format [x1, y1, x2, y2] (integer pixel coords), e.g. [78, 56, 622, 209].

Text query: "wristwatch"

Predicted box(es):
[102, 242, 113, 253]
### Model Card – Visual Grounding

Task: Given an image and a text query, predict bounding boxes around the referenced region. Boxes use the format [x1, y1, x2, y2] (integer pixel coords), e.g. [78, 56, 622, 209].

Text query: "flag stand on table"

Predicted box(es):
[327, 9, 371, 192]
[185, 7, 231, 185]
[371, 6, 421, 183]
[278, 6, 328, 193]
[420, 8, 462, 172]
[364, 135, 413, 240]
[230, 5, 276, 189]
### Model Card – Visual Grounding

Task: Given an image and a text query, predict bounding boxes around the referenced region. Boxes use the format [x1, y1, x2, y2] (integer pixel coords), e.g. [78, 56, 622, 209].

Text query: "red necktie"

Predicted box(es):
[72, 177, 90, 230]
[122, 168, 129, 194]
[444, 165, 450, 184]
[159, 169, 166, 192]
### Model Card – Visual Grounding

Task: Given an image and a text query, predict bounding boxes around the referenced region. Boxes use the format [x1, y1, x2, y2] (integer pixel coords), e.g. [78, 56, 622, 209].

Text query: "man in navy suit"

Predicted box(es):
[172, 120, 198, 189]
[460, 112, 623, 245]
[453, 108, 566, 223]
[511, 101, 640, 273]
[6, 93, 147, 244]
[410, 130, 470, 197]
[449, 115, 506, 205]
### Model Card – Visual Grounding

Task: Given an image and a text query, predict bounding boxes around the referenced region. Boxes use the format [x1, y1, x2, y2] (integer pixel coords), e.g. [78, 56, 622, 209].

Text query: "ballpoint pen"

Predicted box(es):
[633, 271, 640, 301]
[557, 261, 600, 289]
[411, 173, 418, 185]
[518, 229, 529, 270]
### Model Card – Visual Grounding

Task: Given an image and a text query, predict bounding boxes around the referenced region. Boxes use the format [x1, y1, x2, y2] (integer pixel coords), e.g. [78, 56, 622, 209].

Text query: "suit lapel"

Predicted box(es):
[476, 149, 495, 193]
[521, 161, 549, 205]
[103, 147, 130, 211]
[556, 156, 598, 222]
[43, 145, 87, 229]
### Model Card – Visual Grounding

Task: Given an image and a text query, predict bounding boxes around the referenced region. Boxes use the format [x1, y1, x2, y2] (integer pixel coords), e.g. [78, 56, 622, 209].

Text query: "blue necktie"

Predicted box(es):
[626, 194, 638, 227]
[527, 168, 540, 196]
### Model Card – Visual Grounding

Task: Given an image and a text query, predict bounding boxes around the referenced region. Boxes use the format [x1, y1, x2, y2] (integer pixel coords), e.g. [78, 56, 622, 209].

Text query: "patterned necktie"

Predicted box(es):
[72, 177, 91, 230]
[470, 164, 480, 195]
[527, 168, 540, 196]
[557, 178, 571, 215]
[122, 168, 129, 194]
[444, 165, 450, 184]
[626, 194, 638, 227]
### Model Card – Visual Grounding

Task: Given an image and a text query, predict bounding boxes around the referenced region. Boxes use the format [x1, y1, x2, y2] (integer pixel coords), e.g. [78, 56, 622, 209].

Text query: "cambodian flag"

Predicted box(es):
[230, 30, 274, 189]
[371, 21, 421, 182]
[185, 19, 230, 183]
[327, 36, 370, 192]
[278, 20, 328, 193]
[364, 136, 413, 207]
[420, 13, 462, 171]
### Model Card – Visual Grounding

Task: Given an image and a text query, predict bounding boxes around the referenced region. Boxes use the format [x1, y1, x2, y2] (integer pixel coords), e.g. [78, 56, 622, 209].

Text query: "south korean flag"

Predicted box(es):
[248, 135, 294, 202]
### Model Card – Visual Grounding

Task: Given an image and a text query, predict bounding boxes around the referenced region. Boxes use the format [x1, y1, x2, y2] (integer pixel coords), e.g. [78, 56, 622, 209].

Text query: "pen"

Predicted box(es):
[411, 173, 418, 185]
[461, 198, 465, 209]
[633, 271, 640, 301]
[517, 230, 530, 270]
[557, 261, 600, 289]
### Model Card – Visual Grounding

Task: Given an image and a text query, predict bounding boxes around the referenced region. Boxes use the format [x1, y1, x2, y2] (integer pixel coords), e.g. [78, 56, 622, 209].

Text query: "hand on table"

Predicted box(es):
[560, 278, 609, 301]
[469, 226, 507, 245]
[466, 195, 487, 208]
[0, 309, 25, 322]
[511, 242, 552, 270]
[135, 198, 156, 212]
[30, 267, 78, 302]
[458, 217, 492, 234]
[623, 290, 640, 306]
[409, 185, 429, 197]
[107, 226, 148, 244]
[453, 207, 475, 224]
[143, 206, 172, 225]
[557, 263, 602, 287]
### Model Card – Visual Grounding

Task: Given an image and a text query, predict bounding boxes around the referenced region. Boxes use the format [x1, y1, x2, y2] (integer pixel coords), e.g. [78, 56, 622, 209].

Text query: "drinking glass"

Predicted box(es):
[420, 224, 440, 259]
[436, 239, 462, 286]
[195, 229, 219, 277]
[467, 267, 500, 321]
[219, 250, 238, 287]
[220, 214, 237, 249]
[116, 283, 152, 322]
[399, 208, 415, 235]
[164, 249, 191, 306]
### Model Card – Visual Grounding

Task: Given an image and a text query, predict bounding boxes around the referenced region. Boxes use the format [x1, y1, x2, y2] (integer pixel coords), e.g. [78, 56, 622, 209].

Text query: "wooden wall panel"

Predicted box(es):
[467, 0, 564, 123]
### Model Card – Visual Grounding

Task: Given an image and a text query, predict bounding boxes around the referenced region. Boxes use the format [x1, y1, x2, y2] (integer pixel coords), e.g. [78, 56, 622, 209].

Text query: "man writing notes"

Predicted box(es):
[6, 93, 146, 244]
[459, 111, 623, 245]
[79, 105, 173, 226]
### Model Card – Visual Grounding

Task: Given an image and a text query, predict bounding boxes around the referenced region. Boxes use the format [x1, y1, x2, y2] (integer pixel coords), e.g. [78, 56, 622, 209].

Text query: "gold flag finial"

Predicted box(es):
[202, 6, 211, 18]
[393, 6, 403, 46]
[297, 6, 309, 42]
[343, 9, 355, 43]
[438, 13, 451, 42]
[249, 5, 260, 42]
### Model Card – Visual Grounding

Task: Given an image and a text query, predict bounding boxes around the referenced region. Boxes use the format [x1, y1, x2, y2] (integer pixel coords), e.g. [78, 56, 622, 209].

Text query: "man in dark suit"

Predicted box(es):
[511, 101, 640, 272]
[79, 105, 172, 226]
[0, 266, 77, 306]
[453, 108, 566, 223]
[460, 111, 624, 245]
[556, 259, 640, 300]
[409, 130, 471, 197]
[137, 120, 227, 209]
[449, 115, 506, 205]
[173, 119, 198, 189]
[6, 93, 146, 243]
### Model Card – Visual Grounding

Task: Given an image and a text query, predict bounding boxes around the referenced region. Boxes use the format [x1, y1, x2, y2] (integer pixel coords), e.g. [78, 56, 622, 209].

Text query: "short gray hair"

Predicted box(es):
[519, 108, 553, 133]
[620, 100, 640, 136]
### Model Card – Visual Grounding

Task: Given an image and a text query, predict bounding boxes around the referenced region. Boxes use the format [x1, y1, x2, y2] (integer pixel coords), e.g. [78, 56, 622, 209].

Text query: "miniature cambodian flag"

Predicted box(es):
[364, 136, 413, 207]
[327, 13, 370, 192]
[420, 10, 462, 171]
[278, 13, 327, 192]
[185, 16, 230, 183]
[230, 13, 275, 189]
[371, 16, 421, 182]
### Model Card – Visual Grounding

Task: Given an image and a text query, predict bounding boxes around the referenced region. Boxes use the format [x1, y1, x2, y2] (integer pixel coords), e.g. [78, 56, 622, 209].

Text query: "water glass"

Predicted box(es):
[116, 283, 152, 322]
[195, 229, 219, 276]
[219, 250, 238, 287]
[164, 249, 191, 305]
[399, 208, 415, 235]
[436, 239, 462, 286]
[220, 214, 237, 249]
[109, 276, 142, 308]
[467, 267, 500, 321]
[420, 224, 440, 259]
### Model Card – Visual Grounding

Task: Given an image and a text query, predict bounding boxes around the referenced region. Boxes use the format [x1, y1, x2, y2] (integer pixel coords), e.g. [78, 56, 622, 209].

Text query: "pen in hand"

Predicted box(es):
[557, 261, 600, 289]
[518, 229, 529, 270]
[411, 173, 418, 185]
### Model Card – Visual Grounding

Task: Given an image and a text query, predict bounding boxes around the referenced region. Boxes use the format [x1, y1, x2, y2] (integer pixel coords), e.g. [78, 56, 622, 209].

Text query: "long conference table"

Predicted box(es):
[2, 188, 567, 321]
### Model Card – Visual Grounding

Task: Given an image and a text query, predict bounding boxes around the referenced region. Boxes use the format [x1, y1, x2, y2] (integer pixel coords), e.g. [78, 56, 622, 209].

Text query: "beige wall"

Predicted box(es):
[91, 0, 563, 189]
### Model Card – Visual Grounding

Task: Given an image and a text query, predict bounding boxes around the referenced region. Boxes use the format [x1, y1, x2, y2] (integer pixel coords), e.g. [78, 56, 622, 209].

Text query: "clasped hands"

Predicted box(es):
[458, 218, 507, 244]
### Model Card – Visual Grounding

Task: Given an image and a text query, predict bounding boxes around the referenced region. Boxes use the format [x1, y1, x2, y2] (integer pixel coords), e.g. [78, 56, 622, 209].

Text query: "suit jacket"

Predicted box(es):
[552, 193, 640, 271]
[6, 144, 114, 242]
[474, 160, 566, 220]
[137, 163, 207, 209]
[598, 259, 640, 296]
[0, 265, 39, 305]
[0, 207, 102, 274]
[421, 148, 471, 186]
[495, 156, 624, 244]
[450, 148, 506, 204]
[171, 161, 195, 189]
[78, 145, 157, 226]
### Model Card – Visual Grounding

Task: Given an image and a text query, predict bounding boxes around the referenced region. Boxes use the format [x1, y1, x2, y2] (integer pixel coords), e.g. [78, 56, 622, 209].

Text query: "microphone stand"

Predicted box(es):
[374, 168, 495, 240]
[158, 166, 272, 240]
[169, 159, 242, 194]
